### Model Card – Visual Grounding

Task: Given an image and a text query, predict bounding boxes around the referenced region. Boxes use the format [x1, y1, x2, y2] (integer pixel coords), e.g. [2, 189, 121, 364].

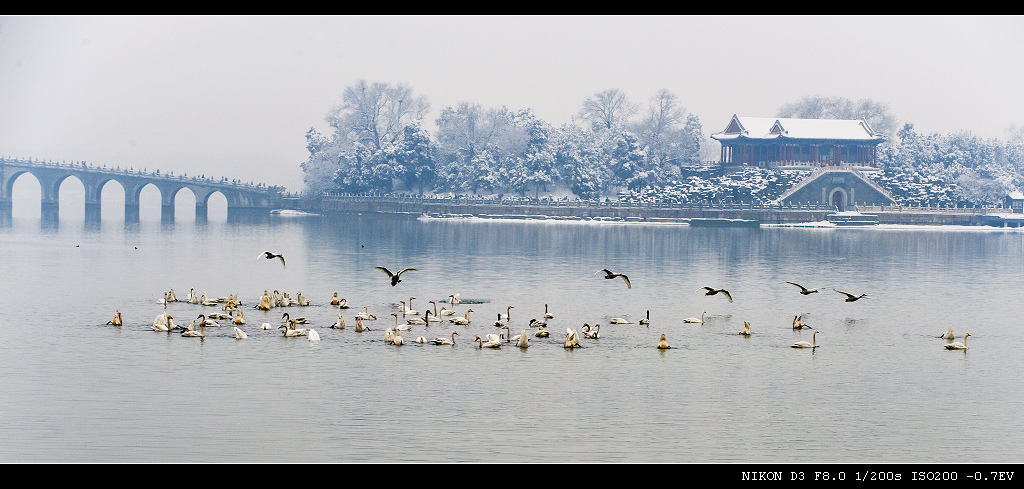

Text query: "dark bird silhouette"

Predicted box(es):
[834, 289, 868, 302]
[596, 269, 631, 288]
[697, 286, 733, 303]
[260, 251, 286, 268]
[376, 266, 418, 286]
[786, 282, 823, 295]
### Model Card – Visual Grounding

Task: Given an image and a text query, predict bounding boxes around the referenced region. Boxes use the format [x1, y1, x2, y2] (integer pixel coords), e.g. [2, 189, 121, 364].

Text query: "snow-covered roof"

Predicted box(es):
[711, 115, 885, 142]
[1007, 191, 1024, 200]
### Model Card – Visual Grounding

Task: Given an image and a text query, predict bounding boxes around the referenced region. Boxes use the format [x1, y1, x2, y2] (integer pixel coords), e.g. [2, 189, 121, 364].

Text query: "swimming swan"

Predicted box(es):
[944, 333, 970, 350]
[234, 327, 247, 339]
[683, 311, 706, 324]
[432, 331, 459, 345]
[792, 330, 819, 349]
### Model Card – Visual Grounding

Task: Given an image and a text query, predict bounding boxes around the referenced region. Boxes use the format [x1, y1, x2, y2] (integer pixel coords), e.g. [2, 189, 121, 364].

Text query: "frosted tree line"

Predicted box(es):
[301, 82, 706, 200]
[301, 84, 1024, 206]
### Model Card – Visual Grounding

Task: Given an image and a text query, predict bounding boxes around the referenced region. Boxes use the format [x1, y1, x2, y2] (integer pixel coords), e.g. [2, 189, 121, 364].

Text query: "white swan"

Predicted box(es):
[944, 333, 970, 350]
[401, 297, 419, 316]
[564, 328, 581, 348]
[609, 317, 630, 324]
[683, 311, 706, 324]
[793, 315, 811, 330]
[233, 310, 246, 325]
[355, 306, 376, 320]
[438, 306, 455, 317]
[639, 310, 650, 325]
[476, 334, 501, 348]
[296, 291, 310, 306]
[153, 313, 175, 331]
[582, 323, 601, 339]
[534, 325, 550, 337]
[261, 322, 273, 330]
[529, 318, 547, 328]
[941, 325, 955, 340]
[234, 327, 247, 339]
[500, 305, 514, 322]
[187, 288, 199, 304]
[166, 288, 178, 302]
[792, 330, 819, 348]
[432, 331, 458, 345]
[107, 310, 123, 326]
[740, 321, 751, 336]
[449, 293, 461, 306]
[657, 333, 671, 349]
[384, 327, 396, 344]
[355, 317, 369, 333]
[450, 309, 474, 325]
[515, 330, 530, 348]
[392, 328, 403, 345]
[331, 315, 346, 329]
[308, 329, 320, 341]
[544, 304, 554, 319]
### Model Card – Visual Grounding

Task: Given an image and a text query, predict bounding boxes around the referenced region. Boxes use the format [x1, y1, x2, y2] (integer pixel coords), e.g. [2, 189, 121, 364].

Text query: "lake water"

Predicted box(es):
[1, 209, 1022, 463]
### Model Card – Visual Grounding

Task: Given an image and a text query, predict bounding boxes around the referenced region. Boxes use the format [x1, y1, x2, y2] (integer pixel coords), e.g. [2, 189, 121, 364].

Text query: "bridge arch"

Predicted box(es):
[1, 157, 282, 224]
[3, 170, 42, 221]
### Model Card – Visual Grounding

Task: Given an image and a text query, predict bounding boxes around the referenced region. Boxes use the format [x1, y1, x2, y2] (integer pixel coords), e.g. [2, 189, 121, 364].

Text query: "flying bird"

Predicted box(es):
[834, 289, 868, 302]
[260, 251, 286, 268]
[697, 287, 733, 303]
[375, 267, 418, 286]
[596, 269, 631, 288]
[786, 282, 823, 295]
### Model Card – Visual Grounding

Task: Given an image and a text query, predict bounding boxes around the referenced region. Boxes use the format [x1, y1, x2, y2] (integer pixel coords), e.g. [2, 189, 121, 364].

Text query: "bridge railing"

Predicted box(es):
[1, 156, 280, 193]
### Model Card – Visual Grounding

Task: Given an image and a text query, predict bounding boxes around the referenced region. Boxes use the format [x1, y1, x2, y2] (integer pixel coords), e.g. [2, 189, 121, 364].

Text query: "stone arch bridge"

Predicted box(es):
[1, 157, 286, 224]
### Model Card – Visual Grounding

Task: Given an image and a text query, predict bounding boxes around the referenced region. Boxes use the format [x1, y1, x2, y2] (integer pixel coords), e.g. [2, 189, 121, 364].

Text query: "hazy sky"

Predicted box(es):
[2, 15, 1022, 192]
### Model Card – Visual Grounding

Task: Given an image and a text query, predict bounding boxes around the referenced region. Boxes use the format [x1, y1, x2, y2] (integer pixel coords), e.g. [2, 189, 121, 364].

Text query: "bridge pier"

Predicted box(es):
[195, 202, 208, 223]
[85, 202, 101, 223]
[0, 200, 11, 226]
[161, 203, 175, 224]
[41, 201, 59, 225]
[124, 202, 140, 223]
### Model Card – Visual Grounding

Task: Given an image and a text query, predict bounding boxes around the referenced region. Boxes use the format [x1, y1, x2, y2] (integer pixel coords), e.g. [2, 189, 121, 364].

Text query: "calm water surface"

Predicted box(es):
[1, 212, 1022, 463]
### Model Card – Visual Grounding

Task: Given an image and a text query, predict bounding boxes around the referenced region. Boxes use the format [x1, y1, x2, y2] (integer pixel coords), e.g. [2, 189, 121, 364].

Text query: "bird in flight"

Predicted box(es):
[596, 269, 631, 288]
[376, 267, 418, 286]
[697, 287, 733, 303]
[260, 251, 286, 268]
[834, 289, 868, 302]
[786, 282, 824, 295]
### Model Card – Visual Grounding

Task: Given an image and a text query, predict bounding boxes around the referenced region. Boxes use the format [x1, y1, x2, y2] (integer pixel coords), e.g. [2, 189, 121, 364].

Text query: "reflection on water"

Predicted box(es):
[1, 213, 1022, 462]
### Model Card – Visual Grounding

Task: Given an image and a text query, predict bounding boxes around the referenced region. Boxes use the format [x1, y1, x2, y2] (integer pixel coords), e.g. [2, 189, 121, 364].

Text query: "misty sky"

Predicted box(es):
[1, 15, 1022, 192]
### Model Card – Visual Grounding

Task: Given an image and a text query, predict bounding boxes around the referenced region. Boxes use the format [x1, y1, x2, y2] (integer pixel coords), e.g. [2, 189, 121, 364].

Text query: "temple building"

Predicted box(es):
[710, 115, 886, 168]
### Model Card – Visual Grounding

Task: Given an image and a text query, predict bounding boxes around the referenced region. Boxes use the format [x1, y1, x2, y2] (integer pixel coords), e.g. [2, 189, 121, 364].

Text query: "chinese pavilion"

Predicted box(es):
[711, 115, 886, 168]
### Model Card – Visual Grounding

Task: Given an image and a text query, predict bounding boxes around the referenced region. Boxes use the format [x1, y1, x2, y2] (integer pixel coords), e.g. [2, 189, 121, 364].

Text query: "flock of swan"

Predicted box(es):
[111, 274, 971, 353]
